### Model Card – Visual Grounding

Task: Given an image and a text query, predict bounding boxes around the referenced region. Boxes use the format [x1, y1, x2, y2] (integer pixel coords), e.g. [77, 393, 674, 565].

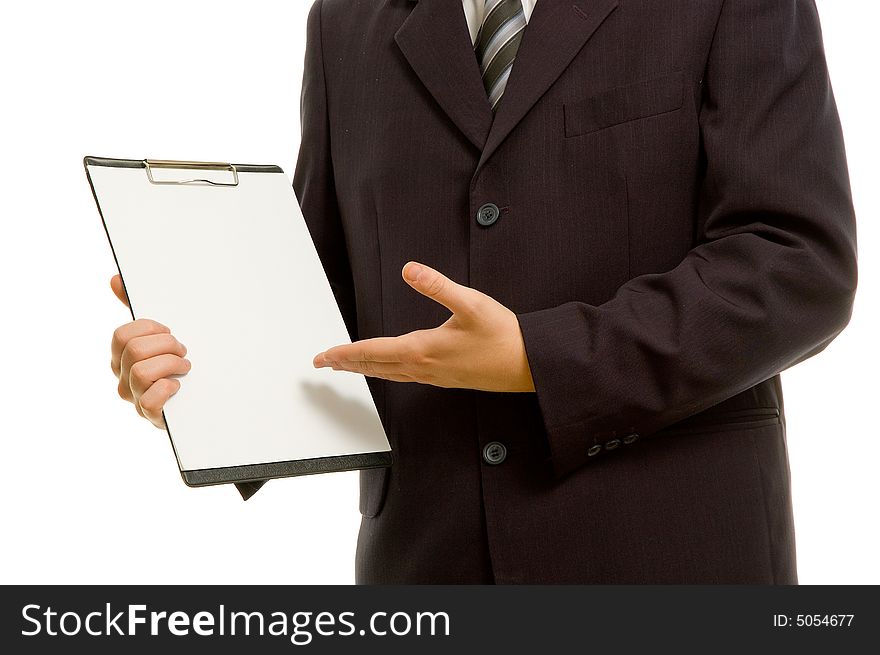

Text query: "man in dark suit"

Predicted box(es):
[110, 0, 857, 583]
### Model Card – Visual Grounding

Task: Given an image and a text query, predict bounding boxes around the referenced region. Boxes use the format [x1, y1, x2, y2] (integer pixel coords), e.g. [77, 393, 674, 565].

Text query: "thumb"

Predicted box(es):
[402, 261, 480, 317]
[110, 274, 130, 308]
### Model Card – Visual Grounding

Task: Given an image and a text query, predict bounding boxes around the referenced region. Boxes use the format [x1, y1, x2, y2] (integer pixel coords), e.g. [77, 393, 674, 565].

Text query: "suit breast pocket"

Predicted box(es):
[564, 70, 685, 138]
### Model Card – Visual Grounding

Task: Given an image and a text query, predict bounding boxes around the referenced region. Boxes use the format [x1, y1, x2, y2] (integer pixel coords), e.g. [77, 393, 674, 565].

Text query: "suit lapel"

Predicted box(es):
[395, 0, 493, 151]
[394, 0, 619, 165]
[476, 0, 619, 172]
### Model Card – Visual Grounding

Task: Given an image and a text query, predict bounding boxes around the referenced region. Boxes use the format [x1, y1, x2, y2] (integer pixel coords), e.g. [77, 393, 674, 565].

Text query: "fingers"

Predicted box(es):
[137, 378, 181, 428]
[128, 354, 192, 399]
[315, 333, 440, 384]
[120, 333, 187, 381]
[315, 335, 416, 367]
[110, 274, 130, 307]
[111, 319, 170, 377]
[323, 359, 421, 384]
[106, 279, 188, 428]
[402, 261, 482, 317]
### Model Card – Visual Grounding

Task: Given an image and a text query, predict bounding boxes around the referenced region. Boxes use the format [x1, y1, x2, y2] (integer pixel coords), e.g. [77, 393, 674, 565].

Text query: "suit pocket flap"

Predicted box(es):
[662, 407, 781, 435]
[564, 70, 685, 137]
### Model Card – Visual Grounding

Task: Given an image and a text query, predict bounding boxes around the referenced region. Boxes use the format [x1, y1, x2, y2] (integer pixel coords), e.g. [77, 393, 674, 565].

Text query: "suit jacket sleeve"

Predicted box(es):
[233, 0, 357, 502]
[515, 0, 858, 480]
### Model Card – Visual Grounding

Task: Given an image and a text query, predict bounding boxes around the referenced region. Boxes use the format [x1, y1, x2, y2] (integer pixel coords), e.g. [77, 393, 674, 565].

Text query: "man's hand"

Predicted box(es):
[313, 261, 535, 393]
[109, 274, 191, 429]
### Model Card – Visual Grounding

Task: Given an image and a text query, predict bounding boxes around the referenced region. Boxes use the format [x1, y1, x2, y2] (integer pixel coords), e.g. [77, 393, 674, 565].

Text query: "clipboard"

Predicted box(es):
[84, 156, 393, 487]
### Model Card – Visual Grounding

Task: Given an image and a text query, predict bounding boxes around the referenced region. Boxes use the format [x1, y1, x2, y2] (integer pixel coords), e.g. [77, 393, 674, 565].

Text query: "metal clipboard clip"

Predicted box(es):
[144, 159, 239, 187]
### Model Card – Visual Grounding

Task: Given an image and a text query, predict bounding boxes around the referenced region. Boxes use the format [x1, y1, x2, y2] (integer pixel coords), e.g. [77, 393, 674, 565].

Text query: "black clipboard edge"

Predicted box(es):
[181, 450, 393, 487]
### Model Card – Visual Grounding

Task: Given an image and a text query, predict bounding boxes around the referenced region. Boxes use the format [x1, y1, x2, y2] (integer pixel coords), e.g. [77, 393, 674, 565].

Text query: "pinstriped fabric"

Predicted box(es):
[474, 0, 527, 111]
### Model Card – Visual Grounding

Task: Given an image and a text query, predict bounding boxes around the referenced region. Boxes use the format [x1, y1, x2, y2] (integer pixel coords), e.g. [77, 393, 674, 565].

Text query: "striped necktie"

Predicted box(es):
[474, 0, 527, 112]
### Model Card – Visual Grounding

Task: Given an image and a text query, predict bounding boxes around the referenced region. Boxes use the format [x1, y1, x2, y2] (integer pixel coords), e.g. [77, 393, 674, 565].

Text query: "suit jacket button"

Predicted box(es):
[605, 438, 621, 450]
[476, 203, 500, 226]
[587, 444, 603, 457]
[623, 433, 640, 444]
[482, 441, 507, 465]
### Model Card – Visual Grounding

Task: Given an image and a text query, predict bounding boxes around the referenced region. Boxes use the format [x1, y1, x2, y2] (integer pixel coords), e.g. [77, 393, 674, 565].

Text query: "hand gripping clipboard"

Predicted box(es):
[85, 156, 392, 487]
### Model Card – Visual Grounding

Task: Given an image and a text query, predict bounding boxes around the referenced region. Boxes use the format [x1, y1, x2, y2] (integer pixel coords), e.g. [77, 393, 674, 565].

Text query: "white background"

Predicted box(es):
[0, 0, 876, 584]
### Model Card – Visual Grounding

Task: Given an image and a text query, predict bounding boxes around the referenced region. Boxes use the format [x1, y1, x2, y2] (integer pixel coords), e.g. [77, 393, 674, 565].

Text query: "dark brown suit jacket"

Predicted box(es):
[272, 0, 857, 583]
